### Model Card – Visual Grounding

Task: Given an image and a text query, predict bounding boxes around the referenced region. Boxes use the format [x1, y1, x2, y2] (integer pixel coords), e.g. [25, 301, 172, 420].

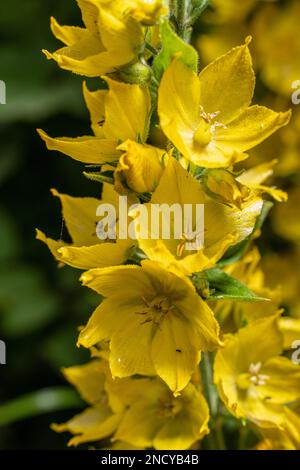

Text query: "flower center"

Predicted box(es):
[176, 231, 198, 257]
[237, 362, 270, 390]
[193, 107, 226, 147]
[158, 395, 182, 418]
[136, 295, 174, 325]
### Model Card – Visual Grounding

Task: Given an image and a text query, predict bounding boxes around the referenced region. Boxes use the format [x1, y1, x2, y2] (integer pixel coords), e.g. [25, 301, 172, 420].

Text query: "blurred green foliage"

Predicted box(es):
[0, 0, 101, 449]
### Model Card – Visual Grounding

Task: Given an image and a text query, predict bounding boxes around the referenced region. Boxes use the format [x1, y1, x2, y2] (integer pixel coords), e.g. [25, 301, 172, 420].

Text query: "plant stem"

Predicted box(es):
[200, 352, 218, 416]
[175, 0, 191, 42]
[200, 352, 226, 450]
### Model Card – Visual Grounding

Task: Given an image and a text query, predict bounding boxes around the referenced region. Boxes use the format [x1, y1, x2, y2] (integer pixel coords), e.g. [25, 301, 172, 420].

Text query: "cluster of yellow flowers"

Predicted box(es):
[37, 0, 300, 450]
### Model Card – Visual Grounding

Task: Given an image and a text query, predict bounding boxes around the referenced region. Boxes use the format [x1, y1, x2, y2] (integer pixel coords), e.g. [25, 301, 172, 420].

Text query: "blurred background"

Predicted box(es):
[0, 0, 299, 450]
[0, 0, 99, 449]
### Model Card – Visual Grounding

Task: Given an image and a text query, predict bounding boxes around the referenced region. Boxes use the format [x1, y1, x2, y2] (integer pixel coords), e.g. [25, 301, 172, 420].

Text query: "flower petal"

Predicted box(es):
[199, 39, 255, 124]
[37, 129, 119, 164]
[215, 106, 291, 153]
[50, 189, 100, 246]
[103, 79, 151, 142]
[58, 239, 133, 270]
[110, 315, 156, 377]
[259, 356, 300, 404]
[151, 315, 200, 394]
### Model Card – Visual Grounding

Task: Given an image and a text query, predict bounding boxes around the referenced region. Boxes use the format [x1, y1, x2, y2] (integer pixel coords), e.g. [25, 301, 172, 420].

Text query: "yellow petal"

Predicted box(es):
[77, 0, 100, 34]
[110, 314, 156, 377]
[35, 229, 66, 262]
[82, 81, 107, 136]
[199, 39, 255, 124]
[58, 239, 133, 270]
[52, 406, 121, 446]
[62, 361, 106, 405]
[37, 129, 119, 164]
[158, 59, 201, 161]
[115, 140, 165, 194]
[154, 385, 209, 449]
[97, 0, 143, 62]
[237, 160, 277, 186]
[50, 17, 86, 45]
[151, 314, 200, 394]
[259, 356, 300, 404]
[174, 292, 222, 352]
[51, 189, 100, 246]
[80, 264, 153, 297]
[78, 297, 140, 348]
[42, 31, 107, 77]
[215, 106, 291, 153]
[114, 396, 165, 448]
[102, 78, 151, 142]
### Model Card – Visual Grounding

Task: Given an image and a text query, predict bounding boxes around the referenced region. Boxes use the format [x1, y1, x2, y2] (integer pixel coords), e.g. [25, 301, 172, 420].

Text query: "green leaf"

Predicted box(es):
[83, 170, 114, 185]
[193, 268, 268, 302]
[0, 387, 83, 427]
[153, 20, 198, 81]
[217, 238, 249, 268]
[255, 201, 273, 230]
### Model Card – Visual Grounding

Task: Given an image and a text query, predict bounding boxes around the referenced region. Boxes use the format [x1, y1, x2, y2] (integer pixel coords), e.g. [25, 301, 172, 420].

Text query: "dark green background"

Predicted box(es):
[0, 0, 102, 449]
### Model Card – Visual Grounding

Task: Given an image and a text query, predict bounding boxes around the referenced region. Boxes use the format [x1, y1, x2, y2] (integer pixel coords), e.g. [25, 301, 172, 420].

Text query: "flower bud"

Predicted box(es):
[115, 140, 166, 195]
[127, 0, 167, 26]
[202, 169, 250, 209]
[118, 61, 152, 85]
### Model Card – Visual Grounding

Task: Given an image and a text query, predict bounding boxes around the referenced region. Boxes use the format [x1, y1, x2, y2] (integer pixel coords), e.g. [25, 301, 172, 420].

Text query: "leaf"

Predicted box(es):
[153, 20, 198, 81]
[255, 200, 273, 230]
[193, 268, 268, 302]
[0, 387, 83, 427]
[83, 170, 115, 185]
[217, 238, 250, 268]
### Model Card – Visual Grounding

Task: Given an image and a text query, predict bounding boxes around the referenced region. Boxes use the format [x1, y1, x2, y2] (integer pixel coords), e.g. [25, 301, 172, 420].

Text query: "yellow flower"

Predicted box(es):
[114, 140, 166, 195]
[236, 160, 288, 203]
[257, 407, 300, 450]
[51, 360, 122, 446]
[38, 78, 151, 165]
[125, 0, 167, 26]
[252, 1, 300, 96]
[53, 357, 209, 449]
[114, 380, 209, 450]
[78, 260, 221, 394]
[214, 315, 300, 429]
[202, 169, 250, 209]
[135, 158, 263, 277]
[203, 163, 287, 206]
[158, 41, 291, 168]
[43, 0, 144, 77]
[36, 185, 135, 270]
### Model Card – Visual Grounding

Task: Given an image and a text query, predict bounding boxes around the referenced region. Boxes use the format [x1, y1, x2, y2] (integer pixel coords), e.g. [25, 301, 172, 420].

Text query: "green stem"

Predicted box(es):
[175, 0, 192, 42]
[200, 352, 218, 416]
[200, 352, 226, 450]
